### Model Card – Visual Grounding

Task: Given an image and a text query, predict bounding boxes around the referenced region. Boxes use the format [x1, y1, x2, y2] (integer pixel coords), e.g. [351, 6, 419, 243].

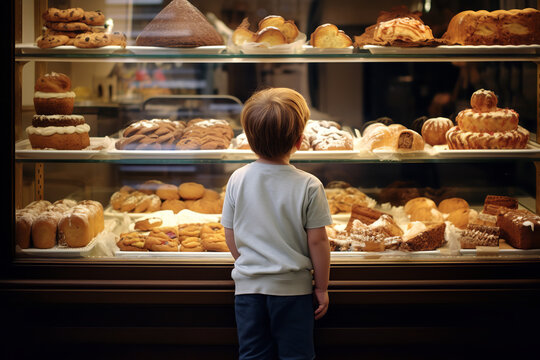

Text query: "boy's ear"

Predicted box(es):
[294, 135, 304, 150]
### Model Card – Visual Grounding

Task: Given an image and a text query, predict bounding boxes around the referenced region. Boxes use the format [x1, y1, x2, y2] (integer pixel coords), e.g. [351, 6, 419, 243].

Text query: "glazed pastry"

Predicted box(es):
[446, 89, 529, 149]
[145, 227, 179, 251]
[180, 237, 205, 252]
[117, 232, 148, 251]
[373, 17, 435, 45]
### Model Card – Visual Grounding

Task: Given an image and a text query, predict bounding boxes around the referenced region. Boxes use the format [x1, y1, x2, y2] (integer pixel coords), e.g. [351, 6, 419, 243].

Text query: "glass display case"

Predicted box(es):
[5, 0, 540, 358]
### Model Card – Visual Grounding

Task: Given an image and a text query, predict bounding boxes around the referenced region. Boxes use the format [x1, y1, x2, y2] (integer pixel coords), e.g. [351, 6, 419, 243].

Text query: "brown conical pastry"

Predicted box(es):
[135, 0, 224, 47]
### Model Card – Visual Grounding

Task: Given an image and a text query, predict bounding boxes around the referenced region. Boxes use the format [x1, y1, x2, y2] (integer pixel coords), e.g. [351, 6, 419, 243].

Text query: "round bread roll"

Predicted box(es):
[178, 182, 205, 200]
[361, 124, 393, 150]
[404, 197, 437, 215]
[161, 199, 186, 214]
[447, 208, 471, 229]
[438, 197, 469, 214]
[421, 117, 454, 146]
[394, 129, 425, 152]
[408, 206, 444, 223]
[156, 184, 180, 201]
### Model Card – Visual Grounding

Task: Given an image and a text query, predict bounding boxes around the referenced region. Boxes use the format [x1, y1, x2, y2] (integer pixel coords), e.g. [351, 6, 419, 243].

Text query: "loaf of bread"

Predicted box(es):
[32, 210, 63, 249]
[497, 209, 540, 249]
[57, 205, 95, 248]
[15, 199, 103, 249]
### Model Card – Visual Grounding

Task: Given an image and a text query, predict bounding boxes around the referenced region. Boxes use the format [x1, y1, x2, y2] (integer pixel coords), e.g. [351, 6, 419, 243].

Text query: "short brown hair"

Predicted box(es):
[241, 87, 310, 159]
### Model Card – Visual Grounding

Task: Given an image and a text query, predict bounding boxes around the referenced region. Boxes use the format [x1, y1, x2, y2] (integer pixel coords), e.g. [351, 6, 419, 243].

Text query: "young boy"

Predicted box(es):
[221, 87, 332, 360]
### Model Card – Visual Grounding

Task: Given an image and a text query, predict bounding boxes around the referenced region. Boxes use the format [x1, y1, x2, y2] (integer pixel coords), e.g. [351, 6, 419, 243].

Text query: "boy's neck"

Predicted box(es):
[256, 156, 290, 165]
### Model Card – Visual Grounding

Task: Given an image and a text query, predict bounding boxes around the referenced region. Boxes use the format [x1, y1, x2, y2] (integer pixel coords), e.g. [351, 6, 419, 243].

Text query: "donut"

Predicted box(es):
[421, 117, 454, 146]
[178, 182, 205, 200]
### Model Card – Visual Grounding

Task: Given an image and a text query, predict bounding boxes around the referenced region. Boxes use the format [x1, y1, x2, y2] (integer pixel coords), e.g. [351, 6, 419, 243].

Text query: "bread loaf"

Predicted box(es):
[57, 205, 94, 248]
[32, 210, 63, 249]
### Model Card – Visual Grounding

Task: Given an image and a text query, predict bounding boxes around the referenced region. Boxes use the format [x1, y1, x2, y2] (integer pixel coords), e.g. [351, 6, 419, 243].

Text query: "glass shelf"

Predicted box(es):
[14, 44, 540, 63]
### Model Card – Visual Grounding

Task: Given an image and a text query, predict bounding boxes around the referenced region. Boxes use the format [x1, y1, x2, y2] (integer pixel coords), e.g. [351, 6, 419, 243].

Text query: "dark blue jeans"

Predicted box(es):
[234, 294, 315, 360]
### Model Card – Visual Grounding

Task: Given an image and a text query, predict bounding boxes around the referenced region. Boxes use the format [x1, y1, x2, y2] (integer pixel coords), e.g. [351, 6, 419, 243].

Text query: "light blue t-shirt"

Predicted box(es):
[221, 162, 332, 296]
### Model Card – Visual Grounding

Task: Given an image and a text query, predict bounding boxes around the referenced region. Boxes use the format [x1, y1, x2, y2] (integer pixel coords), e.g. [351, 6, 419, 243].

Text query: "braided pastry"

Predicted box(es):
[115, 119, 186, 150]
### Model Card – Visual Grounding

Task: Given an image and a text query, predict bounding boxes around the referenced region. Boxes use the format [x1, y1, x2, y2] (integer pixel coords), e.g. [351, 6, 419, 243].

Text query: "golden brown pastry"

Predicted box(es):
[442, 8, 540, 45]
[134, 217, 163, 231]
[446, 89, 529, 149]
[178, 182, 205, 200]
[161, 199, 187, 214]
[393, 129, 424, 152]
[421, 117, 453, 146]
[117, 232, 148, 251]
[310, 23, 352, 48]
[438, 197, 469, 214]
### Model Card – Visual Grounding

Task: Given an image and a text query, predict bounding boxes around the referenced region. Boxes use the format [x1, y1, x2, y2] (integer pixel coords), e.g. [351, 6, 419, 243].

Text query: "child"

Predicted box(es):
[221, 87, 332, 359]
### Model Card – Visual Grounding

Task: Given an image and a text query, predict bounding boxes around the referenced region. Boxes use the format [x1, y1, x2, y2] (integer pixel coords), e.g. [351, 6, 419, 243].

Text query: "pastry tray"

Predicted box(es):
[302, 45, 354, 54]
[127, 46, 226, 55]
[16, 237, 98, 258]
[363, 44, 540, 55]
[16, 43, 128, 55]
[15, 138, 115, 160]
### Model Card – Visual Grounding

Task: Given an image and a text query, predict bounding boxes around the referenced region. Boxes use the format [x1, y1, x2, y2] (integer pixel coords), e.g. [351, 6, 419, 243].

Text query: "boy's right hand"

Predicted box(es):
[313, 287, 329, 320]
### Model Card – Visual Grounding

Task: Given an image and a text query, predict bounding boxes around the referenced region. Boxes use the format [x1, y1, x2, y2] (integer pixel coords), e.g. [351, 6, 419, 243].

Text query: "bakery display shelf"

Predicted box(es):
[15, 146, 540, 164]
[14, 43, 540, 63]
[16, 237, 99, 258]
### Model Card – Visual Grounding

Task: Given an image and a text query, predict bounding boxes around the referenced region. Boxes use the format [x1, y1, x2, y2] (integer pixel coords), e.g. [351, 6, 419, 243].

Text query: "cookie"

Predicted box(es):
[156, 184, 180, 201]
[36, 35, 69, 48]
[109, 32, 127, 47]
[81, 11, 105, 26]
[73, 32, 111, 48]
[46, 21, 90, 32]
[42, 7, 85, 22]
